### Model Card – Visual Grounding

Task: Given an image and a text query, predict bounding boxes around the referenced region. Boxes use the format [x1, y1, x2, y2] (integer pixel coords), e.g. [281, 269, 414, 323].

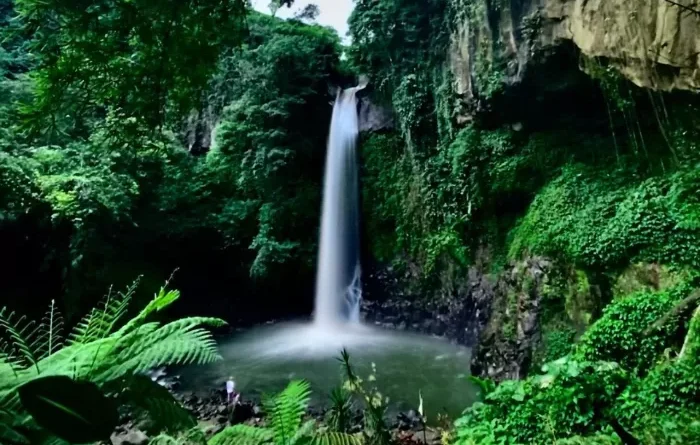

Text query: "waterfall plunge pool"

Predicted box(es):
[178, 88, 476, 423]
[178, 322, 477, 422]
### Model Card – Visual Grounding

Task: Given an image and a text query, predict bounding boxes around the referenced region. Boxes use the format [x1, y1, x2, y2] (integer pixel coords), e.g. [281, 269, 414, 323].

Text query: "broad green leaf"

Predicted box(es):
[18, 375, 118, 443]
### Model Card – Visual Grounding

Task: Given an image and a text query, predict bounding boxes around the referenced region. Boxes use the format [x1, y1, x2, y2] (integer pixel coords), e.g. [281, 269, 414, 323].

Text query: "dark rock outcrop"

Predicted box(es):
[358, 96, 394, 132]
[469, 257, 552, 381]
[362, 257, 595, 382]
[361, 265, 493, 346]
[449, 0, 700, 121]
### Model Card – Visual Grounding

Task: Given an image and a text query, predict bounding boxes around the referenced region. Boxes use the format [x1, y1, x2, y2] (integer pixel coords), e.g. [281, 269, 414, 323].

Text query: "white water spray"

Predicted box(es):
[314, 87, 362, 326]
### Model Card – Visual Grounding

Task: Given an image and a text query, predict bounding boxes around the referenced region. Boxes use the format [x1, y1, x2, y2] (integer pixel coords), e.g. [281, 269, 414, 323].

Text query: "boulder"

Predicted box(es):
[110, 429, 149, 445]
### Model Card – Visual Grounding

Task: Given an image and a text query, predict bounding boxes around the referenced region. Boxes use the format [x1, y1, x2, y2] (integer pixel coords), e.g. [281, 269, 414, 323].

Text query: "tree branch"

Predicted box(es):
[663, 0, 700, 16]
[644, 289, 700, 336]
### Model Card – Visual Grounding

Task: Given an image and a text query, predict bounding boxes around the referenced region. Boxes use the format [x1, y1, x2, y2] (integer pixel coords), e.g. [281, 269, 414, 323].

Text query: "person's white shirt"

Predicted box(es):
[226, 379, 235, 394]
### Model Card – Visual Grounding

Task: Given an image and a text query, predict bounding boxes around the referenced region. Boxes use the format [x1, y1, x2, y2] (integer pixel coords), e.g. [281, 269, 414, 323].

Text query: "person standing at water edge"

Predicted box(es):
[226, 376, 237, 404]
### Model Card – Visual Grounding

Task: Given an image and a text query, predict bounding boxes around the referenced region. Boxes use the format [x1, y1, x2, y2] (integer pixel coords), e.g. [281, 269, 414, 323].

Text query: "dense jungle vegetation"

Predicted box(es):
[1, 0, 699, 444]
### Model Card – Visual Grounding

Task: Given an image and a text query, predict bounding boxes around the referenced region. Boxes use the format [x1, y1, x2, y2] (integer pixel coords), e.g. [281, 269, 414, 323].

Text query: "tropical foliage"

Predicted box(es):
[1, 0, 700, 444]
[0, 280, 224, 444]
[0, 1, 342, 319]
[455, 282, 700, 444]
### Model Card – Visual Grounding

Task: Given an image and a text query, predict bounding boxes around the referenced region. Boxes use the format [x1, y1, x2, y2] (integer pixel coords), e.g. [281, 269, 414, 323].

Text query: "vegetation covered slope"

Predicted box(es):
[0, 1, 344, 320]
[349, 0, 700, 443]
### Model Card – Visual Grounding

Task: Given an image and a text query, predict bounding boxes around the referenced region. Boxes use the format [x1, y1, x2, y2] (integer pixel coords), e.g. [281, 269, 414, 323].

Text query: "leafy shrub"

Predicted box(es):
[540, 327, 577, 364]
[0, 151, 39, 223]
[326, 387, 353, 434]
[574, 283, 693, 375]
[616, 360, 700, 433]
[338, 349, 391, 445]
[509, 163, 700, 270]
[0, 282, 224, 443]
[455, 358, 629, 445]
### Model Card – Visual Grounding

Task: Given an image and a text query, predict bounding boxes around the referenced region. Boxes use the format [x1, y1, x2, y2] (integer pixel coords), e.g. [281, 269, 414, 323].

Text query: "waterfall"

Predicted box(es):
[314, 87, 362, 326]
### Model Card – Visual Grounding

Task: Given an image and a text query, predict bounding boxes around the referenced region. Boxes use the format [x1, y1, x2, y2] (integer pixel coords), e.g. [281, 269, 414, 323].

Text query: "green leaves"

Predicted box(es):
[121, 375, 196, 433]
[18, 376, 118, 444]
[575, 283, 693, 375]
[209, 380, 316, 445]
[508, 162, 700, 270]
[456, 358, 630, 444]
[14, 0, 249, 130]
[0, 280, 224, 443]
[264, 380, 312, 445]
[209, 424, 274, 445]
[208, 379, 361, 445]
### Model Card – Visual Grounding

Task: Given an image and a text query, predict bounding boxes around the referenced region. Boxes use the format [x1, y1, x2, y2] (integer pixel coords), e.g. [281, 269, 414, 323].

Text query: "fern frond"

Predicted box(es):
[69, 279, 139, 345]
[1, 341, 25, 377]
[34, 300, 65, 360]
[114, 287, 181, 337]
[37, 334, 129, 382]
[312, 433, 363, 445]
[290, 420, 316, 445]
[0, 308, 40, 372]
[264, 380, 311, 445]
[209, 425, 274, 445]
[122, 375, 196, 433]
[98, 318, 224, 380]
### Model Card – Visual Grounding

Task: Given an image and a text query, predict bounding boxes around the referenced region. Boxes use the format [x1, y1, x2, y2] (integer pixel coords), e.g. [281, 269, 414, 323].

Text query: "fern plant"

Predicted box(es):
[0, 279, 226, 444]
[210, 380, 361, 445]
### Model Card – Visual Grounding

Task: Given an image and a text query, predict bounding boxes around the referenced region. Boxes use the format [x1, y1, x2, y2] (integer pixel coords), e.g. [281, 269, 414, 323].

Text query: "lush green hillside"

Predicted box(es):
[0, 1, 344, 321]
[349, 0, 700, 443]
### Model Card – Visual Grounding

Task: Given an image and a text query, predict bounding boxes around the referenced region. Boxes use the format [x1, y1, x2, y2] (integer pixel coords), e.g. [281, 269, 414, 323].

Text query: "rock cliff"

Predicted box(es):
[450, 0, 700, 116]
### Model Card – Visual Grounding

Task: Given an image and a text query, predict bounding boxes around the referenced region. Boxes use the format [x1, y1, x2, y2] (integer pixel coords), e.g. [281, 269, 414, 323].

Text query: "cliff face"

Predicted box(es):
[450, 0, 700, 115]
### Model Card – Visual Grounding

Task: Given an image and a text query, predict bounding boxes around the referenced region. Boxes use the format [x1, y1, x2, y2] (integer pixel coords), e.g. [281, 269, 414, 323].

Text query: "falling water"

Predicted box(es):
[180, 87, 477, 411]
[314, 87, 362, 326]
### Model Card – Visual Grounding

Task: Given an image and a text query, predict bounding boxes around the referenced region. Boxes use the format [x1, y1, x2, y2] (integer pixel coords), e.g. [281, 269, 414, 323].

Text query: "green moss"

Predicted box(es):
[503, 289, 518, 340]
[613, 263, 690, 299]
[574, 282, 695, 375]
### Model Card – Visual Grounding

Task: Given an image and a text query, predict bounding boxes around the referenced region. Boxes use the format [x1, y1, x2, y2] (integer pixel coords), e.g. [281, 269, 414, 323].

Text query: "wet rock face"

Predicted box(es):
[358, 96, 394, 132]
[362, 257, 569, 382]
[361, 265, 493, 347]
[469, 257, 554, 381]
[450, 0, 700, 118]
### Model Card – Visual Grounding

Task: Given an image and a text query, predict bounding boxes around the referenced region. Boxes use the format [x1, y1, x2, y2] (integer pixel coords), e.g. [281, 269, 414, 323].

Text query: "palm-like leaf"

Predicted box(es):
[0, 280, 225, 443]
[115, 287, 181, 337]
[312, 433, 363, 445]
[209, 424, 274, 445]
[101, 317, 225, 380]
[69, 279, 139, 345]
[0, 309, 40, 373]
[34, 300, 64, 360]
[264, 380, 312, 445]
[327, 387, 352, 433]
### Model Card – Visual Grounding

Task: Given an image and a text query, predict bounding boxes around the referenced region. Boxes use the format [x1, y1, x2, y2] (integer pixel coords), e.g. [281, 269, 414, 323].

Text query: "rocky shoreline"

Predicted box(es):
[110, 369, 443, 445]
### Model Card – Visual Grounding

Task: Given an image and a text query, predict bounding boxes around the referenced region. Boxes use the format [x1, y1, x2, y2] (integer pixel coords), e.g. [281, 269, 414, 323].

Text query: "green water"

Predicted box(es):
[179, 322, 477, 422]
